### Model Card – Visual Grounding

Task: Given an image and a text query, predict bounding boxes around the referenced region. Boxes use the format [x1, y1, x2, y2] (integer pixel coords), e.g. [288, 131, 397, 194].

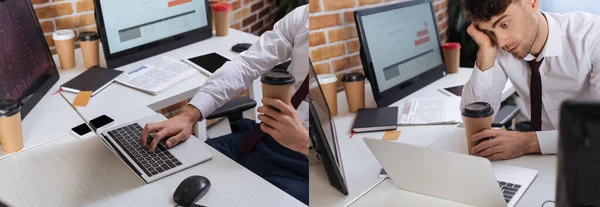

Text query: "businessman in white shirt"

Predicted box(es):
[461, 0, 600, 160]
[139, 5, 309, 204]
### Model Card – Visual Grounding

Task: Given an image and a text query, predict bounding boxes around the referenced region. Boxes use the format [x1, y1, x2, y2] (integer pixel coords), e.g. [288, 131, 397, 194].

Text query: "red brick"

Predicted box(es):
[258, 7, 270, 19]
[358, 0, 382, 6]
[328, 26, 358, 43]
[310, 43, 346, 62]
[309, 14, 341, 30]
[309, 31, 326, 47]
[332, 55, 362, 72]
[251, 1, 264, 12]
[242, 14, 257, 27]
[323, 0, 355, 11]
[250, 21, 264, 33]
[76, 0, 95, 12]
[40, 21, 55, 33]
[343, 10, 356, 24]
[347, 39, 361, 53]
[55, 13, 96, 30]
[309, 0, 321, 13]
[34, 3, 74, 19]
[234, 8, 251, 21]
[231, 1, 241, 10]
[31, 0, 50, 4]
[314, 63, 331, 74]
[44, 35, 55, 47]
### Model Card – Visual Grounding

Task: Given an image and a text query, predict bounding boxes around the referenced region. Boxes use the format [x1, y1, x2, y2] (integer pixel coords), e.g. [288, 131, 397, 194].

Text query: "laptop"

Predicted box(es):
[98, 113, 213, 183]
[364, 137, 537, 207]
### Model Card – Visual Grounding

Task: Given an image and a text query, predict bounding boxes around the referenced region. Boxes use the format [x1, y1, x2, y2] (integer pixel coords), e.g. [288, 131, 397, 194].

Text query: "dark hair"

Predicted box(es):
[462, 0, 520, 22]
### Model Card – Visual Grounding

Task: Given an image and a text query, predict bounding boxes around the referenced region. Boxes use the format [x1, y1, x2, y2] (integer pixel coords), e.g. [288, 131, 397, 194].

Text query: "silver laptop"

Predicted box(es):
[364, 137, 537, 207]
[98, 113, 212, 183]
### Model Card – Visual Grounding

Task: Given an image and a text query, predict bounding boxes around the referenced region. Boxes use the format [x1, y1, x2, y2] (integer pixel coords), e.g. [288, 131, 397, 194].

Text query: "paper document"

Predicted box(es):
[397, 97, 462, 125]
[116, 56, 198, 95]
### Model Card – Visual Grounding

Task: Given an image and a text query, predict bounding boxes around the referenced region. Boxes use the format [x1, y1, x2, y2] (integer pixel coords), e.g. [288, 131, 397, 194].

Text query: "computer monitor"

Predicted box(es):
[557, 100, 600, 207]
[354, 0, 446, 107]
[0, 0, 60, 119]
[93, 0, 212, 68]
[309, 60, 348, 195]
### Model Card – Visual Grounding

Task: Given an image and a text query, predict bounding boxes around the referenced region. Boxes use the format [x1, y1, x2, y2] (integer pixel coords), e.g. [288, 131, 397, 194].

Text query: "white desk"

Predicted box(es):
[309, 68, 516, 207]
[0, 29, 305, 207]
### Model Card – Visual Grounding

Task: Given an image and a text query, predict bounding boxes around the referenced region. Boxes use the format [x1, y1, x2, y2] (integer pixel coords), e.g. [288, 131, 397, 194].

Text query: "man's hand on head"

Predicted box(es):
[257, 97, 309, 156]
[470, 129, 541, 161]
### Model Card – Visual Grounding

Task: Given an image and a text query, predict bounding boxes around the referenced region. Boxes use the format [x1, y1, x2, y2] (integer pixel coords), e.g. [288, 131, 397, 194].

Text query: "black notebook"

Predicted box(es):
[61, 66, 123, 96]
[352, 107, 398, 132]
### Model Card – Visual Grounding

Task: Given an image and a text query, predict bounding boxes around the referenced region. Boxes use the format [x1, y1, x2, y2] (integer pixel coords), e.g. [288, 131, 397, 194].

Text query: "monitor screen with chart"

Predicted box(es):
[355, 0, 445, 106]
[94, 0, 212, 68]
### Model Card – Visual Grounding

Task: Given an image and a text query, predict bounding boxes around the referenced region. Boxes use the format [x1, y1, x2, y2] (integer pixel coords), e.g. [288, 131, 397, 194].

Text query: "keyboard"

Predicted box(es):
[107, 123, 182, 177]
[498, 181, 521, 203]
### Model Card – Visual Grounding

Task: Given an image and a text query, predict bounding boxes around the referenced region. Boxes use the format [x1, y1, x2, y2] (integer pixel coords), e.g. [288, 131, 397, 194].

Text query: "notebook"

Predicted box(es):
[60, 66, 123, 96]
[352, 107, 398, 132]
[115, 56, 198, 95]
[397, 97, 462, 126]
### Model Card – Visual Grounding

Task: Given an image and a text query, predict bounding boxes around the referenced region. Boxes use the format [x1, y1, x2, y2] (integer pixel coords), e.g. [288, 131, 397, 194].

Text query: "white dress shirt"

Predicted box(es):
[189, 5, 309, 129]
[461, 10, 600, 154]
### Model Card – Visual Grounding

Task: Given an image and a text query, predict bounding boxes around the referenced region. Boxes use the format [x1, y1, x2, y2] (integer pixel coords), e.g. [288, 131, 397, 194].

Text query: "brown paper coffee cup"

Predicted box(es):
[79, 32, 100, 69]
[53, 30, 76, 69]
[213, 3, 232, 36]
[318, 74, 338, 116]
[462, 102, 494, 154]
[0, 100, 24, 153]
[442, 42, 461, 74]
[209, 0, 220, 31]
[261, 70, 295, 110]
[342, 73, 366, 113]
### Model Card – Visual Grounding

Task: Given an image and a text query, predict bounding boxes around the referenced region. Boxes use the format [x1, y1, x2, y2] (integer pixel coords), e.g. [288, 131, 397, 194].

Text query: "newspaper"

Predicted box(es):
[397, 97, 462, 125]
[116, 56, 198, 95]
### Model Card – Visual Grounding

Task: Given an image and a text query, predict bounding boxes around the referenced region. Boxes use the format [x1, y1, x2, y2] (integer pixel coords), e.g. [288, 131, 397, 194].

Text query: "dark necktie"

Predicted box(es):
[527, 58, 544, 131]
[239, 74, 309, 153]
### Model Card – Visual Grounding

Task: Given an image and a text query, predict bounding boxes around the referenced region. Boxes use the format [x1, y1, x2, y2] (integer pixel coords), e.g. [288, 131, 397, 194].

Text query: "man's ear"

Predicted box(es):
[526, 0, 539, 9]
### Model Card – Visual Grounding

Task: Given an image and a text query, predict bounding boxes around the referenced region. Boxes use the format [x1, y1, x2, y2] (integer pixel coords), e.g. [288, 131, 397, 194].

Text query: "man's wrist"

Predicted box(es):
[524, 132, 541, 154]
[179, 105, 203, 124]
[476, 47, 497, 71]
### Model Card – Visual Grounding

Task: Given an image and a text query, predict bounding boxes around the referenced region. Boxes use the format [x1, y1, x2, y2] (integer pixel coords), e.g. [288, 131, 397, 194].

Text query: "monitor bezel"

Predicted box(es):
[354, 0, 446, 107]
[309, 60, 348, 196]
[92, 0, 213, 68]
[2, 0, 60, 119]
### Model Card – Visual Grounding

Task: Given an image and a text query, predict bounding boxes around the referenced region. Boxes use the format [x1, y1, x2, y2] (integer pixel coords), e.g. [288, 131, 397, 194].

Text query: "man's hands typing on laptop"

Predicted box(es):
[141, 105, 202, 152]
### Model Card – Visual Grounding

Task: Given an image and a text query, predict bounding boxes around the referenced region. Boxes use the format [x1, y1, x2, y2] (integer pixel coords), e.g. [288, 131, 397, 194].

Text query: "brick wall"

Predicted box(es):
[309, 0, 449, 89]
[30, 0, 279, 53]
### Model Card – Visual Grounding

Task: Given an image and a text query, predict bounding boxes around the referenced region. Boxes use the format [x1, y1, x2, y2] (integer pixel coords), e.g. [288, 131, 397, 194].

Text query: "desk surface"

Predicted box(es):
[309, 68, 516, 207]
[0, 29, 305, 207]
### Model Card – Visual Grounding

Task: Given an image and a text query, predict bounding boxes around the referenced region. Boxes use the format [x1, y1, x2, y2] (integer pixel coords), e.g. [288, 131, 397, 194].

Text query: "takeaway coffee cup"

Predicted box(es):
[261, 70, 296, 109]
[78, 31, 100, 69]
[342, 72, 366, 113]
[53, 29, 76, 69]
[209, 0, 220, 31]
[442, 42, 461, 74]
[317, 74, 338, 116]
[213, 3, 232, 36]
[0, 99, 24, 153]
[462, 102, 494, 154]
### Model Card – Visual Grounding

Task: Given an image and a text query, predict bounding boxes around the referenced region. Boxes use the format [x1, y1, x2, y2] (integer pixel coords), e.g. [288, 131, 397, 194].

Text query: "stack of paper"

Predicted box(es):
[397, 97, 462, 126]
[115, 56, 198, 95]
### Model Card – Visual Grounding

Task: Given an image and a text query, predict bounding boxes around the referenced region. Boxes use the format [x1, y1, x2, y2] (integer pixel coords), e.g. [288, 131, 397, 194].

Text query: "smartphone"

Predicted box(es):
[439, 85, 463, 97]
[71, 123, 92, 138]
[90, 115, 114, 130]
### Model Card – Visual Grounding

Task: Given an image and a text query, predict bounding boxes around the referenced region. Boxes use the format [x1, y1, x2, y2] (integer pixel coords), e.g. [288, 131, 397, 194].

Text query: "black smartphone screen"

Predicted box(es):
[187, 53, 230, 73]
[90, 115, 114, 129]
[443, 85, 463, 96]
[72, 123, 92, 136]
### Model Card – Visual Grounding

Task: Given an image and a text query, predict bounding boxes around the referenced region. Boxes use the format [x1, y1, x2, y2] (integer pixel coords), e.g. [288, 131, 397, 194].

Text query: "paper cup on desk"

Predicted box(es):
[442, 42, 461, 74]
[53, 30, 76, 69]
[317, 74, 338, 116]
[342, 72, 366, 113]
[209, 0, 220, 31]
[261, 70, 295, 110]
[213, 3, 232, 36]
[79, 31, 100, 69]
[0, 100, 24, 153]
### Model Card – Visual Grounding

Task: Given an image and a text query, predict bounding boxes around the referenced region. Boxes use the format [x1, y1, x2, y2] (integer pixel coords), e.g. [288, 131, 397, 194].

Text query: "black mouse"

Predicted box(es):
[173, 175, 211, 206]
[232, 43, 252, 53]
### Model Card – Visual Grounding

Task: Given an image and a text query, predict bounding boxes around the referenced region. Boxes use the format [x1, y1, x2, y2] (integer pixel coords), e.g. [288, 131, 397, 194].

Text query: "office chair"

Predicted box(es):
[205, 61, 291, 133]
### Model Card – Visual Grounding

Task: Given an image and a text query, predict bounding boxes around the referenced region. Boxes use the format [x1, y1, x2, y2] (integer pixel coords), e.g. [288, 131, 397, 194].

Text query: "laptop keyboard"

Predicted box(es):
[498, 181, 521, 203]
[107, 123, 182, 177]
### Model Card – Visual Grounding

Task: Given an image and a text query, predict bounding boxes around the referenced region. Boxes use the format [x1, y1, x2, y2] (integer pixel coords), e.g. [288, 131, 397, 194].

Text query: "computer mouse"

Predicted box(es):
[231, 43, 252, 52]
[173, 175, 211, 206]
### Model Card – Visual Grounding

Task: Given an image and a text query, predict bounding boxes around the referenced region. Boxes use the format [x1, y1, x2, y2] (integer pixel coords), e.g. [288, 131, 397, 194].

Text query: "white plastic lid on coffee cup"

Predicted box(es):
[52, 29, 75, 41]
[317, 74, 337, 84]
